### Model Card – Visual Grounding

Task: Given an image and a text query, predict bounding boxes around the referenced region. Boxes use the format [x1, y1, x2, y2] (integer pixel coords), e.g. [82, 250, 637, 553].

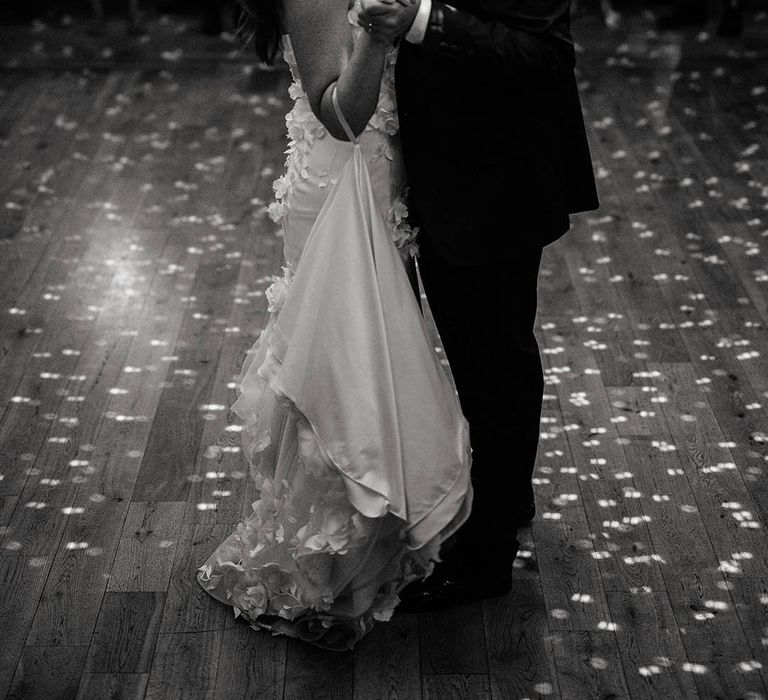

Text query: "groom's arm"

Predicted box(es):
[407, 0, 575, 81]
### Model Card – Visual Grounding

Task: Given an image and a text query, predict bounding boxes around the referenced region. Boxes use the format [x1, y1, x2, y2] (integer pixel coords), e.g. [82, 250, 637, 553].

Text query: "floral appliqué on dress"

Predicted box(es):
[267, 35, 419, 266]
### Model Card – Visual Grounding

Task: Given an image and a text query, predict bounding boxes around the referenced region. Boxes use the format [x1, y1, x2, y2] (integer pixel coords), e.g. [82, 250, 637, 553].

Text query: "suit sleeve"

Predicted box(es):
[420, 2, 575, 81]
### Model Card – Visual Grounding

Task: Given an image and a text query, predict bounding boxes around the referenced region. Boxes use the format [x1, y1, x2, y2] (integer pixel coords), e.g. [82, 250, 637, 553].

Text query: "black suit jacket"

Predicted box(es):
[395, 0, 599, 265]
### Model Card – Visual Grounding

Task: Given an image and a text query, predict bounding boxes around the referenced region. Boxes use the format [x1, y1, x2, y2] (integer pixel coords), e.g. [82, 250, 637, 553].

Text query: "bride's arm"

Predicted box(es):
[283, 0, 388, 141]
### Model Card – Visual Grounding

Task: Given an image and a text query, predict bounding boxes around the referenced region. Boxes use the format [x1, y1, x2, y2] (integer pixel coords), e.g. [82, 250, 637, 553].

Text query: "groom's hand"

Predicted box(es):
[358, 0, 421, 42]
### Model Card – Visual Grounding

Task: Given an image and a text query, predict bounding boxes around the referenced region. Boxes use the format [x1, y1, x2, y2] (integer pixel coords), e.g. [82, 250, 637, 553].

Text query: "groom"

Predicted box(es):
[359, 0, 599, 611]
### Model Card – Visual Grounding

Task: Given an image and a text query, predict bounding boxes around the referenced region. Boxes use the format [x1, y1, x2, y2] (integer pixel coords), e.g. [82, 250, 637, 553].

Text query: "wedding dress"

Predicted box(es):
[197, 19, 472, 651]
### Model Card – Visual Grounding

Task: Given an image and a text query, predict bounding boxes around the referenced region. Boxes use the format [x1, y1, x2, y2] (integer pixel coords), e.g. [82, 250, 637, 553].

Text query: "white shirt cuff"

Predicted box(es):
[405, 0, 431, 44]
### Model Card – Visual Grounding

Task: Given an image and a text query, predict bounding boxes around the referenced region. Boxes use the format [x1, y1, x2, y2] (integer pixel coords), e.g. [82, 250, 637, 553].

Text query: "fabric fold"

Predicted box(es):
[263, 147, 471, 548]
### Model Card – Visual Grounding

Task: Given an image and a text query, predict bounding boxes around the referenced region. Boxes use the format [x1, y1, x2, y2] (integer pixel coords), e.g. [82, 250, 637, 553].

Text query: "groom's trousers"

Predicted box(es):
[418, 235, 544, 576]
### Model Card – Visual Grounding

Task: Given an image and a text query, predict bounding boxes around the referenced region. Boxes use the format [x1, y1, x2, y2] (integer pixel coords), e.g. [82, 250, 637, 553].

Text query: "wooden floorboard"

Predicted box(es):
[1, 8, 767, 699]
[419, 601, 488, 675]
[211, 626, 287, 700]
[84, 591, 165, 674]
[76, 673, 149, 700]
[144, 631, 223, 700]
[8, 645, 89, 700]
[484, 579, 560, 700]
[551, 630, 630, 699]
[422, 675, 491, 700]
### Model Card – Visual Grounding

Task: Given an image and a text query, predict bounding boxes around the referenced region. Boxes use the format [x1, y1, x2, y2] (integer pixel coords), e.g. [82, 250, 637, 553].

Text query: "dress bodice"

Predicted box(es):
[268, 25, 417, 269]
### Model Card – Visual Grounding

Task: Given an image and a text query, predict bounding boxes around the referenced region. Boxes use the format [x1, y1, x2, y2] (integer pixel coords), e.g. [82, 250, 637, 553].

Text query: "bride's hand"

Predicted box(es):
[358, 0, 420, 42]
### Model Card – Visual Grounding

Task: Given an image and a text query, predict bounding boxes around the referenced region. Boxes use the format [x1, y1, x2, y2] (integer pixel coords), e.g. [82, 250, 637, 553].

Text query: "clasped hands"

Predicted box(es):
[357, 0, 420, 43]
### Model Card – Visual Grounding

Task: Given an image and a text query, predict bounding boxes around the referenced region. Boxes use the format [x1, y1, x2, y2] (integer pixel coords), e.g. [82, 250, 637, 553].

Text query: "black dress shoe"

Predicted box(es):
[397, 568, 514, 613]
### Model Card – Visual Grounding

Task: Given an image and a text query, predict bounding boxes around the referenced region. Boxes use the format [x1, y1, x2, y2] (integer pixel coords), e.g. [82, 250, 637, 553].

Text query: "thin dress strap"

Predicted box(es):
[331, 85, 359, 145]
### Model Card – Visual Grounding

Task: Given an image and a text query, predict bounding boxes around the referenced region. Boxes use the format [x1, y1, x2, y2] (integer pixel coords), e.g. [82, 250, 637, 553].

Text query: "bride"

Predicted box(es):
[197, 0, 473, 651]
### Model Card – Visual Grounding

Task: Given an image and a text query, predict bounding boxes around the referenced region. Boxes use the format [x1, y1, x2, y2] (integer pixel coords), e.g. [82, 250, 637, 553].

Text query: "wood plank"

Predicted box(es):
[7, 645, 88, 700]
[158, 507, 237, 635]
[0, 72, 122, 289]
[0, 176, 169, 548]
[19, 237, 198, 646]
[0, 555, 51, 698]
[212, 625, 286, 700]
[0, 75, 91, 240]
[128, 250, 243, 503]
[158, 114, 285, 635]
[282, 641, 354, 700]
[153, 201, 280, 634]
[0, 225, 131, 502]
[150, 188, 280, 634]
[354, 614, 420, 700]
[18, 242, 201, 643]
[587, 90, 745, 314]
[659, 111, 768, 325]
[607, 587, 702, 699]
[0, 494, 18, 527]
[84, 241, 202, 506]
[484, 579, 561, 700]
[144, 631, 223, 700]
[619, 440, 768, 698]
[76, 673, 149, 700]
[567, 31, 768, 696]
[531, 514, 613, 632]
[24, 508, 130, 646]
[538, 245, 582, 320]
[726, 576, 768, 664]
[0, 64, 235, 469]
[606, 385, 668, 438]
[663, 568, 768, 699]
[129, 68, 273, 505]
[529, 428, 613, 632]
[651, 361, 768, 576]
[0, 72, 140, 415]
[15, 231, 204, 643]
[419, 601, 488, 675]
[107, 502, 186, 592]
[551, 631, 630, 699]
[85, 592, 165, 674]
[423, 674, 491, 699]
[673, 306, 768, 450]
[548, 328, 662, 596]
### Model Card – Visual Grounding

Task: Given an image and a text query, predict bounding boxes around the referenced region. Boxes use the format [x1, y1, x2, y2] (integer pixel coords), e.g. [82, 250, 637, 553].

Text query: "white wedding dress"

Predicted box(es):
[197, 17, 472, 651]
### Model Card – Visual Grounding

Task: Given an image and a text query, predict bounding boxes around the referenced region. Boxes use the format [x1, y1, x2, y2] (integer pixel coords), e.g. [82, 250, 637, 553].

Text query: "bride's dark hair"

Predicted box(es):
[236, 0, 282, 65]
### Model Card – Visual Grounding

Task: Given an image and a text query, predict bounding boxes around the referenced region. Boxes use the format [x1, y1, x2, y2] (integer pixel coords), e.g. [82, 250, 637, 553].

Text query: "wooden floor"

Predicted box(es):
[1, 7, 767, 699]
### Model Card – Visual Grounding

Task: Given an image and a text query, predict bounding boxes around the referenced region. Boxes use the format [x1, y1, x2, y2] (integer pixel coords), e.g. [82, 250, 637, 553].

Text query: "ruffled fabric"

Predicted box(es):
[197, 393, 436, 650]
